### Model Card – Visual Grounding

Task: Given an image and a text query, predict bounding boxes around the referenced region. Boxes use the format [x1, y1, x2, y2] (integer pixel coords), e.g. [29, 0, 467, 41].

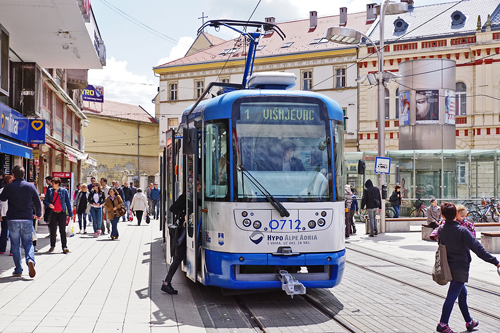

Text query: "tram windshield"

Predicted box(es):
[234, 99, 333, 201]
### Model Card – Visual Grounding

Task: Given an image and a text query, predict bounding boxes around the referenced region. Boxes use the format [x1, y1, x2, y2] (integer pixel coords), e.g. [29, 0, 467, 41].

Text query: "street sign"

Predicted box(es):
[375, 157, 391, 174]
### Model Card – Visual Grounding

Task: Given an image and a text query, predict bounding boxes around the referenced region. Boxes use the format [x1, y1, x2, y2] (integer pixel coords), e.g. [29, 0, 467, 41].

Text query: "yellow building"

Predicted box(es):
[82, 100, 159, 189]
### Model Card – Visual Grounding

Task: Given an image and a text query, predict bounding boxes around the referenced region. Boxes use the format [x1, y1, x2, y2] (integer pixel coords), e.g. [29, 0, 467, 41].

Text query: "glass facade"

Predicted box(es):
[345, 149, 500, 215]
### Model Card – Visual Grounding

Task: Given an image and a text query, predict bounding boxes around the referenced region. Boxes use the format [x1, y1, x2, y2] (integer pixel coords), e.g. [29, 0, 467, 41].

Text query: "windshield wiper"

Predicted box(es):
[237, 165, 290, 217]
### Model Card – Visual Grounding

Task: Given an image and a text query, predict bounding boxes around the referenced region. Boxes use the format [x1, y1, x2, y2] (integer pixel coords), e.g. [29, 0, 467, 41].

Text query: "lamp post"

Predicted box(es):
[326, 0, 407, 233]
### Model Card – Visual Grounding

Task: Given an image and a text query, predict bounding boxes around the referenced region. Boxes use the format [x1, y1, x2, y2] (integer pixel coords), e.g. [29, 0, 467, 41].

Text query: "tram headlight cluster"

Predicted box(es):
[243, 218, 251, 227]
[317, 218, 326, 227]
[308, 220, 316, 229]
[253, 220, 261, 229]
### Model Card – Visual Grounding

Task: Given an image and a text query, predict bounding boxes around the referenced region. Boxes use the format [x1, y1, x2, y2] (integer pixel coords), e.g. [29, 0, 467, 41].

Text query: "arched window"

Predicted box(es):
[395, 88, 399, 119]
[455, 82, 466, 115]
[385, 88, 390, 119]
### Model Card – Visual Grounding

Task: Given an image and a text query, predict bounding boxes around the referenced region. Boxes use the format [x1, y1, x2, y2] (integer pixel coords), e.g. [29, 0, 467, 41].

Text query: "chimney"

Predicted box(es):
[366, 3, 377, 23]
[265, 17, 275, 24]
[310, 11, 318, 30]
[340, 7, 347, 26]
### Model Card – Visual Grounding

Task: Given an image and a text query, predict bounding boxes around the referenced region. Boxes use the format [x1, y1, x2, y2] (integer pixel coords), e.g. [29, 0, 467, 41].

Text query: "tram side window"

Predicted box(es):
[205, 122, 228, 199]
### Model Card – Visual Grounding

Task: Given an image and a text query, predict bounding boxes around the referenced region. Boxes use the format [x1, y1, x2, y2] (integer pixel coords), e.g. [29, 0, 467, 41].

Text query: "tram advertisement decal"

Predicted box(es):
[444, 89, 456, 125]
[239, 103, 323, 125]
[399, 91, 410, 126]
[415, 90, 439, 123]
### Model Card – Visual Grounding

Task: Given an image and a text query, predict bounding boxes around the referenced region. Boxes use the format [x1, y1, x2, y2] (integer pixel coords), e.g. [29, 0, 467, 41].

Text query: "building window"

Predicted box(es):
[335, 68, 346, 88]
[455, 82, 466, 115]
[0, 25, 9, 95]
[195, 80, 204, 99]
[385, 88, 390, 119]
[302, 70, 312, 91]
[169, 83, 178, 101]
[73, 117, 80, 148]
[220, 77, 230, 84]
[343, 108, 347, 131]
[457, 162, 466, 184]
[168, 118, 178, 128]
[395, 88, 399, 119]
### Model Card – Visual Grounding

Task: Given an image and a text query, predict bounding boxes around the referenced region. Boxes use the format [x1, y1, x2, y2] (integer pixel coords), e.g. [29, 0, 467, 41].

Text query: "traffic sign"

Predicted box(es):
[375, 157, 391, 174]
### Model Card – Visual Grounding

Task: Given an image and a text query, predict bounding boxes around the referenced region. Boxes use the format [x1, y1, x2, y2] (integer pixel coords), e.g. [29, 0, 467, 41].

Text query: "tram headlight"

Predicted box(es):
[317, 218, 326, 227]
[241, 211, 248, 217]
[321, 211, 327, 217]
[243, 218, 251, 227]
[308, 220, 316, 229]
[253, 220, 261, 229]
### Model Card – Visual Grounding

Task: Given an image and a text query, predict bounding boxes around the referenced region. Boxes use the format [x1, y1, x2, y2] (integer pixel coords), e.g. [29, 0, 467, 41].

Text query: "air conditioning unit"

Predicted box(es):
[10, 62, 41, 117]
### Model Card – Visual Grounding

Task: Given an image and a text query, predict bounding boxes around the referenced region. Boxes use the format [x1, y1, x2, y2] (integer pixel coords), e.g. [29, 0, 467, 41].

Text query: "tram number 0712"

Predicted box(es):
[269, 219, 301, 231]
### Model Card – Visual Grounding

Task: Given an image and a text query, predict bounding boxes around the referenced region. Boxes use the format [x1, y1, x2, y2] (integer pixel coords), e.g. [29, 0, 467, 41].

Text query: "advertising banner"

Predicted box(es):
[416, 90, 439, 123]
[0, 103, 29, 142]
[399, 91, 410, 126]
[444, 90, 456, 125]
[28, 119, 46, 144]
[82, 85, 104, 103]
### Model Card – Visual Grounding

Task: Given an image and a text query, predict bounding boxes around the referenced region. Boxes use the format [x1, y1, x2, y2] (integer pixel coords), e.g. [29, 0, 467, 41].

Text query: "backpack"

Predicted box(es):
[389, 191, 399, 205]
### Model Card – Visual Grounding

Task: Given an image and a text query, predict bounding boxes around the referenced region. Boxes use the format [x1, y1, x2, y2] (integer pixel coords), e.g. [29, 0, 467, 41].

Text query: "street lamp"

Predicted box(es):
[326, 0, 408, 233]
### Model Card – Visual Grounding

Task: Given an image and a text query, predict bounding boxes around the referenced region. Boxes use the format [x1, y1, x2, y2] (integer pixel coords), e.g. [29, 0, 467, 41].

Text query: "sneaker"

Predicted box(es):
[374, 230, 379, 235]
[94, 232, 98, 238]
[9, 253, 13, 256]
[436, 324, 455, 333]
[84, 230, 87, 234]
[48, 247, 54, 252]
[0, 252, 4, 254]
[34, 247, 38, 253]
[161, 282, 178, 294]
[466, 319, 479, 331]
[12, 272, 22, 277]
[28, 261, 36, 278]
[63, 248, 69, 254]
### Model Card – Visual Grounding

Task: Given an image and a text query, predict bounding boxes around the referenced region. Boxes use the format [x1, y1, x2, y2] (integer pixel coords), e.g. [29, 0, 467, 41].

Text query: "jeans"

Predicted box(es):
[77, 212, 87, 231]
[49, 212, 67, 250]
[123, 201, 131, 221]
[165, 245, 186, 283]
[110, 216, 119, 238]
[367, 208, 378, 236]
[345, 209, 352, 237]
[8, 220, 35, 275]
[90, 206, 102, 233]
[440, 280, 472, 324]
[0, 217, 8, 252]
[393, 204, 400, 218]
[136, 210, 144, 225]
[152, 200, 160, 219]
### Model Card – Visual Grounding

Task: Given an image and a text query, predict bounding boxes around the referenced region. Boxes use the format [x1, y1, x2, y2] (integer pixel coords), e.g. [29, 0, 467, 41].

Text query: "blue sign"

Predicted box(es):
[28, 119, 46, 144]
[218, 232, 224, 246]
[82, 85, 104, 103]
[0, 137, 32, 159]
[375, 157, 391, 174]
[0, 103, 29, 142]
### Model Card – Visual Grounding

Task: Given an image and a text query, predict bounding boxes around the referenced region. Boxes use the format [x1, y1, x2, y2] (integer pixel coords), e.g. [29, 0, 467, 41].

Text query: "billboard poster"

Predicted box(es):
[82, 85, 104, 103]
[399, 91, 410, 126]
[444, 89, 456, 125]
[416, 90, 439, 123]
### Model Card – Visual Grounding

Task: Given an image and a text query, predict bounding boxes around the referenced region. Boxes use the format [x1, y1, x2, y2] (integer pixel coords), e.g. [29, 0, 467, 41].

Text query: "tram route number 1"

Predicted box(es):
[269, 219, 301, 231]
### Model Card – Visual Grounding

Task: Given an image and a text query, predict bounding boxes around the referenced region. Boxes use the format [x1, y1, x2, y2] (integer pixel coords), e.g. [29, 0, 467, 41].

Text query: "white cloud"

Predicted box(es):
[88, 57, 157, 116]
[157, 36, 195, 66]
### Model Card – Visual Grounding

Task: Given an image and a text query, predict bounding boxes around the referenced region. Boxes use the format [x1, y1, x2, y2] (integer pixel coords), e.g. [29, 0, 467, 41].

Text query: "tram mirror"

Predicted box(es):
[183, 127, 197, 155]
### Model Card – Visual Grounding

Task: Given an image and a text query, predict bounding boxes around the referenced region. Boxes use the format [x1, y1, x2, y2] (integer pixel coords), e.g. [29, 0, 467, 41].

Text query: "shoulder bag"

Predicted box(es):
[432, 228, 453, 285]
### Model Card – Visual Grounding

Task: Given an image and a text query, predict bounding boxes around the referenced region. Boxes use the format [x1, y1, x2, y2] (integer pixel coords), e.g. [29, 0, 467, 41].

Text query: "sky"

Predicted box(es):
[88, 0, 446, 116]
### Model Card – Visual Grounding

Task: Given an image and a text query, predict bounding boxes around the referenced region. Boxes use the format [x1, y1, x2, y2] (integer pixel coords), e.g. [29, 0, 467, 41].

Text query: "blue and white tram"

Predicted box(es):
[162, 72, 346, 294]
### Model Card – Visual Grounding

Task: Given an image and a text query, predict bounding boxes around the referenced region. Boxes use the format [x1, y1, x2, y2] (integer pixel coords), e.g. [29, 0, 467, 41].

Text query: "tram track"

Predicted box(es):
[346, 244, 500, 322]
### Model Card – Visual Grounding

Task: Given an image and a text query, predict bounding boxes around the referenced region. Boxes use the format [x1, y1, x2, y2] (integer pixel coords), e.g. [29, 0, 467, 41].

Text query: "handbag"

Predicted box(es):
[45, 191, 60, 223]
[146, 214, 151, 224]
[432, 229, 452, 285]
[116, 206, 126, 217]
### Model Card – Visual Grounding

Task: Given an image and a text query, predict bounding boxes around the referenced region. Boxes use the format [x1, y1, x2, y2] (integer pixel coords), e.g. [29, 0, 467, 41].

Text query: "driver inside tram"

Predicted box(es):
[273, 141, 305, 172]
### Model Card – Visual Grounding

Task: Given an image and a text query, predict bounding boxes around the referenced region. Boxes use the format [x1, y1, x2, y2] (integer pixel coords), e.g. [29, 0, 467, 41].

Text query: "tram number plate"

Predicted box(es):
[269, 219, 301, 231]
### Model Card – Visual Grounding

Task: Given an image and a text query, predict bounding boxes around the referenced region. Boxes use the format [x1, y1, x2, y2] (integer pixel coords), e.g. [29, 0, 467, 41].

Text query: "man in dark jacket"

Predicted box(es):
[275, 141, 305, 171]
[122, 182, 133, 222]
[360, 179, 382, 237]
[0, 166, 42, 278]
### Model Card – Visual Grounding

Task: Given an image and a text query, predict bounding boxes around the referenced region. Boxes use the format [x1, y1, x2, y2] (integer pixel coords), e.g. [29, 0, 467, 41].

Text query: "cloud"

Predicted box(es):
[88, 57, 157, 115]
[157, 36, 195, 66]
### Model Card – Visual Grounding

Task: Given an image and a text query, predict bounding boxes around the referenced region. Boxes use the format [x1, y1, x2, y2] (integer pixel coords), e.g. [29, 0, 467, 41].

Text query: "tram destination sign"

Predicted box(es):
[239, 103, 323, 125]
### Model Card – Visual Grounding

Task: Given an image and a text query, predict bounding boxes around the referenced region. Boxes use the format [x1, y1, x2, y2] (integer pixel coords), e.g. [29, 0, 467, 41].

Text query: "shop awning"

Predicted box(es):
[0, 137, 33, 159]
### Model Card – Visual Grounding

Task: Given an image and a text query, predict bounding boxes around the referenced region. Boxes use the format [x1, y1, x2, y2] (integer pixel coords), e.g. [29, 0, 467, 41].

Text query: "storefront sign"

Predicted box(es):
[82, 85, 104, 103]
[52, 172, 71, 178]
[0, 103, 29, 142]
[32, 150, 39, 159]
[28, 119, 46, 144]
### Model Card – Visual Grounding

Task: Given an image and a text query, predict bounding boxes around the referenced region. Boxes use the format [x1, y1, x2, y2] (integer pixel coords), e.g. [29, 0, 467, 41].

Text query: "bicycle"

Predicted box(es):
[409, 198, 427, 217]
[358, 205, 395, 222]
[462, 200, 480, 213]
[467, 198, 499, 223]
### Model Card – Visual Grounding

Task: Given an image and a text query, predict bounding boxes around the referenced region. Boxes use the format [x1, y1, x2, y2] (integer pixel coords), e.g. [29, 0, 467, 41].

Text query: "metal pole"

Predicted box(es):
[378, 0, 388, 233]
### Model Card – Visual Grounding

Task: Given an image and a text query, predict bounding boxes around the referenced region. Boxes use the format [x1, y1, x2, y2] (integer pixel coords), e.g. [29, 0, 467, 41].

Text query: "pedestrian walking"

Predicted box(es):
[100, 178, 111, 234]
[0, 175, 13, 255]
[87, 177, 95, 224]
[426, 197, 441, 228]
[0, 166, 42, 277]
[103, 188, 124, 240]
[389, 185, 402, 218]
[43, 176, 53, 223]
[130, 188, 148, 226]
[344, 185, 353, 238]
[435, 202, 500, 333]
[122, 182, 133, 222]
[150, 182, 161, 220]
[88, 182, 105, 237]
[146, 183, 153, 216]
[28, 179, 42, 253]
[74, 184, 90, 233]
[360, 179, 382, 237]
[43, 177, 73, 253]
[349, 188, 358, 235]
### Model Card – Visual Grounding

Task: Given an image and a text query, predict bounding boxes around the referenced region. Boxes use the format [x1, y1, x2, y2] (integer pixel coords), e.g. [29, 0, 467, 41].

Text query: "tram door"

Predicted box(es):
[184, 126, 200, 282]
[164, 129, 176, 258]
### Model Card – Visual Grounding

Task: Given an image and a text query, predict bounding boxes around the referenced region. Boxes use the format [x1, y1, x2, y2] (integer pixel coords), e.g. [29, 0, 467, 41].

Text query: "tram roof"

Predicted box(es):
[181, 89, 344, 124]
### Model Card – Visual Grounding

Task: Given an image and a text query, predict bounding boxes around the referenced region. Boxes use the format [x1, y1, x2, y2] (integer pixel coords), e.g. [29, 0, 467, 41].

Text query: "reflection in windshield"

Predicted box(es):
[235, 101, 331, 201]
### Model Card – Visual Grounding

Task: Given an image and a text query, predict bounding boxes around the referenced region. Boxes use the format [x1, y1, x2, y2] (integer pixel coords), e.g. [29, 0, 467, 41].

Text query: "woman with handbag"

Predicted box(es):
[435, 202, 500, 333]
[88, 183, 105, 237]
[104, 188, 125, 240]
[130, 188, 148, 226]
[43, 177, 73, 253]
